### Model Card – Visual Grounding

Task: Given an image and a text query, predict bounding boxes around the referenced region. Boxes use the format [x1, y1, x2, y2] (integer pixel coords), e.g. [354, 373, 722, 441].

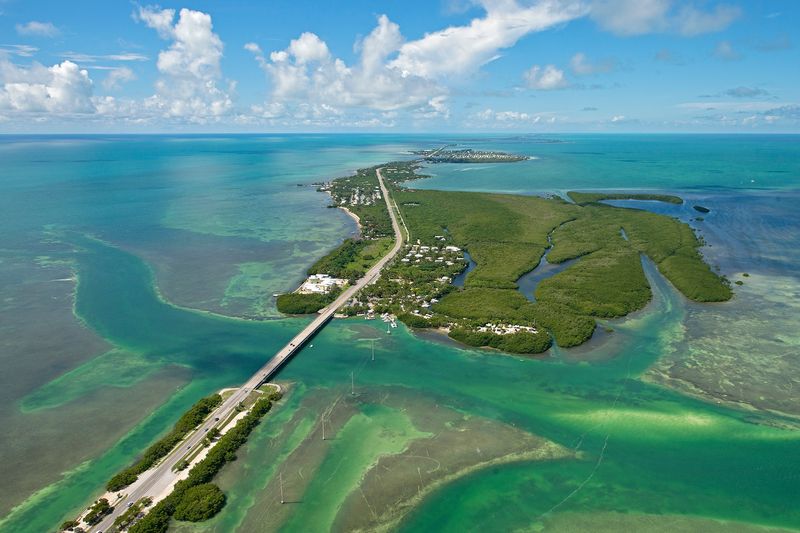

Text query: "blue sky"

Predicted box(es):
[0, 0, 797, 132]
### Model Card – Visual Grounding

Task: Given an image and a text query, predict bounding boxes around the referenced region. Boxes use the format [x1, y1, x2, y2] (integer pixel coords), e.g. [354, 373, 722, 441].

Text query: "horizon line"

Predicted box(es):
[2, 131, 800, 136]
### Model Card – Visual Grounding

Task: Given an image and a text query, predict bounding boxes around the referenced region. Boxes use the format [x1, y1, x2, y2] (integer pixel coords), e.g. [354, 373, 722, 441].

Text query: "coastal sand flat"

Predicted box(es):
[332, 396, 571, 532]
[219, 386, 571, 533]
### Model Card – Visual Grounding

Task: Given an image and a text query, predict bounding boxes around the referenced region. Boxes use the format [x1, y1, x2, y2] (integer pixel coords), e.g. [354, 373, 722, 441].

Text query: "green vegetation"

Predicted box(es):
[129, 390, 282, 533]
[310, 160, 730, 355]
[84, 498, 113, 526]
[320, 167, 392, 238]
[450, 327, 551, 354]
[567, 191, 684, 205]
[127, 505, 171, 533]
[173, 484, 226, 522]
[113, 497, 153, 530]
[308, 238, 368, 279]
[277, 165, 399, 315]
[60, 519, 79, 530]
[467, 243, 546, 289]
[307, 237, 393, 281]
[276, 290, 339, 314]
[390, 188, 571, 289]
[537, 247, 650, 316]
[106, 394, 222, 491]
[430, 287, 596, 348]
[433, 287, 530, 321]
[615, 206, 733, 302]
[380, 161, 429, 183]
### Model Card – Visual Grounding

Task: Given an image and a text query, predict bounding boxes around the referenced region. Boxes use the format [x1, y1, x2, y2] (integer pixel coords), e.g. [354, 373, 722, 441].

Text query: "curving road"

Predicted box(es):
[91, 168, 403, 531]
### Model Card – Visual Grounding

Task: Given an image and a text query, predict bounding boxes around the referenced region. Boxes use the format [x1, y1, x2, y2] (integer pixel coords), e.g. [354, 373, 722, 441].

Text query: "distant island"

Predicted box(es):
[412, 147, 529, 163]
[278, 158, 732, 355]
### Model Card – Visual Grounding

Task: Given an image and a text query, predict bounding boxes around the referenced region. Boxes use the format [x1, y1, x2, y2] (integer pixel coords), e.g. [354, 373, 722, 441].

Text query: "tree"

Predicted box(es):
[84, 498, 113, 525]
[173, 483, 227, 522]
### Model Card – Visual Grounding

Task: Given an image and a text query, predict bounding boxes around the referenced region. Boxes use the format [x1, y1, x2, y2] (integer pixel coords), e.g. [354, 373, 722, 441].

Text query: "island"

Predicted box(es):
[567, 191, 684, 205]
[277, 158, 732, 355]
[412, 147, 529, 163]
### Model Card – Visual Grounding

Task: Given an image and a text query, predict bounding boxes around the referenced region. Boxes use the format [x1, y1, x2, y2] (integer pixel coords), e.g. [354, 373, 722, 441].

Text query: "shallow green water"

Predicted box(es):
[1, 135, 799, 532]
[7, 234, 796, 532]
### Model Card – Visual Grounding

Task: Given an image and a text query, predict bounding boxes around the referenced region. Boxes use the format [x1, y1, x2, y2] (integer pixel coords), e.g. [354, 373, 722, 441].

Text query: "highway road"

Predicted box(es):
[91, 168, 404, 531]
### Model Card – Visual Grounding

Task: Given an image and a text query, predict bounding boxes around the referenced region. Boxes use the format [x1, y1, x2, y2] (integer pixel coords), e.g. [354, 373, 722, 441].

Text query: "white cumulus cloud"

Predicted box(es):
[284, 32, 331, 64]
[135, 7, 175, 38]
[524, 64, 568, 90]
[137, 6, 232, 121]
[0, 59, 94, 113]
[243, 42, 262, 55]
[102, 67, 136, 90]
[390, 0, 588, 79]
[251, 14, 447, 123]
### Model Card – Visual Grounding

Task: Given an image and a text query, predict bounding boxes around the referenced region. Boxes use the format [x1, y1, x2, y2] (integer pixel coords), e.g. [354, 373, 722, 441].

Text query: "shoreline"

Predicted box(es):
[75, 384, 284, 531]
[338, 205, 363, 237]
[360, 441, 571, 533]
[415, 325, 556, 358]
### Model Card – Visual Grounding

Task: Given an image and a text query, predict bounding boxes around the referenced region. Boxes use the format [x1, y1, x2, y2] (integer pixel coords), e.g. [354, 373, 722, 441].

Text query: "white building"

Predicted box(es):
[297, 274, 347, 294]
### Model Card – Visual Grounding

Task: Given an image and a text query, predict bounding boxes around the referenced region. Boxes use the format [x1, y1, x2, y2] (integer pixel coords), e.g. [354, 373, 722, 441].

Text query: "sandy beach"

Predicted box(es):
[338, 205, 362, 237]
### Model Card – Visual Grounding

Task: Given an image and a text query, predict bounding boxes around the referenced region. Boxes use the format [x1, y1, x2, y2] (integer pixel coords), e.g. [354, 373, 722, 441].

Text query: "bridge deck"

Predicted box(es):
[91, 167, 404, 532]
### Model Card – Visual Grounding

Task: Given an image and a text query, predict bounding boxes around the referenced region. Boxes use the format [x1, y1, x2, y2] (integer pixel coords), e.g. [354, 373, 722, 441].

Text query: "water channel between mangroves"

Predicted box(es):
[1, 135, 799, 533]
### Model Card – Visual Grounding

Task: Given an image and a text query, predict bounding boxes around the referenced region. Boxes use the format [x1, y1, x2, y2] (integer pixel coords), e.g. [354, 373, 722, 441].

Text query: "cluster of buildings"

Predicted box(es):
[400, 242, 463, 266]
[342, 186, 381, 206]
[317, 176, 381, 207]
[421, 149, 528, 163]
[477, 323, 539, 335]
[342, 239, 467, 321]
[297, 274, 347, 294]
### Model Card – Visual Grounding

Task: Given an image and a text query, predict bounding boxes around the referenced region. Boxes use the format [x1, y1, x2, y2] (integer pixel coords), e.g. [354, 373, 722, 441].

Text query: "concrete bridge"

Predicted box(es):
[91, 168, 404, 532]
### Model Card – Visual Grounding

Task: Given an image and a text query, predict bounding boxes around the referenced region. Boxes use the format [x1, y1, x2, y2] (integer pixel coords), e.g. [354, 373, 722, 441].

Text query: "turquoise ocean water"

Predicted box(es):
[0, 134, 799, 532]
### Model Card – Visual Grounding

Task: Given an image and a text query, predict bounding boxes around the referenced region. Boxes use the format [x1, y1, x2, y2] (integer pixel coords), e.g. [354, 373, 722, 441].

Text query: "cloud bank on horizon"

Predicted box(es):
[0, 0, 797, 131]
